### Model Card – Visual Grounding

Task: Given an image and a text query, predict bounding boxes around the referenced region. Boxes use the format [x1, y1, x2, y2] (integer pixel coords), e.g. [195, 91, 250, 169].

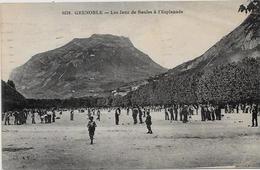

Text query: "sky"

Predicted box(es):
[1, 0, 248, 80]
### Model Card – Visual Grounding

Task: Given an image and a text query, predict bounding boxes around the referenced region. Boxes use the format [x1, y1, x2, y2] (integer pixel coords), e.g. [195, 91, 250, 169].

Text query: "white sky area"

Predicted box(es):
[1, 0, 248, 80]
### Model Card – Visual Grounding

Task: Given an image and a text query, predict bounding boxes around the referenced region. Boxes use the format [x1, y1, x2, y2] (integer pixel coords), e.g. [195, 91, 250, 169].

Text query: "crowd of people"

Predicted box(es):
[2, 109, 62, 125]
[2, 103, 259, 144]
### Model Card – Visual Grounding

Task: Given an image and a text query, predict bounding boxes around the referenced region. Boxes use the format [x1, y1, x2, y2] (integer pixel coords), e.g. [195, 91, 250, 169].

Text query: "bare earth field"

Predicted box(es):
[2, 109, 260, 170]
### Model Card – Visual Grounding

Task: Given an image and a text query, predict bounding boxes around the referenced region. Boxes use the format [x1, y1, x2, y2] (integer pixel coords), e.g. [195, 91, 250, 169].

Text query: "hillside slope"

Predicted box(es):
[10, 34, 167, 99]
[122, 13, 260, 106]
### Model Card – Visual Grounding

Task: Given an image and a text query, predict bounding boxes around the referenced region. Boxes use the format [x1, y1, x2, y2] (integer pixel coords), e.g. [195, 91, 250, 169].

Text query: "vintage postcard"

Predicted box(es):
[1, 0, 260, 169]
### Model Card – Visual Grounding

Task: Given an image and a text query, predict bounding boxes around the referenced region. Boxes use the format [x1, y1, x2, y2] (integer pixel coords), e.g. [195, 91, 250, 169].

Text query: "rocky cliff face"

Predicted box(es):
[168, 13, 260, 75]
[10, 34, 167, 99]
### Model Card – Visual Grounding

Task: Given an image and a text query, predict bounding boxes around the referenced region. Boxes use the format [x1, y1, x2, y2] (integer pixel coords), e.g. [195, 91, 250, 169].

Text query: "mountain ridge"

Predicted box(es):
[10, 34, 167, 99]
[166, 13, 260, 76]
[120, 13, 260, 106]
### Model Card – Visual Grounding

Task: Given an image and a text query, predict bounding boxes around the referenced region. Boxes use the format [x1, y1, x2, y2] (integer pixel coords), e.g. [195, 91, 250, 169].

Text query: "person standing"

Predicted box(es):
[17, 111, 22, 125]
[22, 111, 27, 124]
[209, 105, 215, 121]
[87, 108, 91, 117]
[132, 107, 138, 124]
[87, 109, 92, 119]
[205, 106, 211, 121]
[115, 107, 121, 125]
[96, 109, 101, 121]
[180, 106, 183, 121]
[145, 111, 153, 134]
[4, 111, 11, 125]
[169, 107, 174, 122]
[252, 104, 258, 127]
[138, 107, 143, 124]
[92, 108, 95, 116]
[31, 110, 36, 124]
[40, 110, 45, 124]
[174, 104, 178, 121]
[44, 111, 48, 124]
[164, 107, 169, 120]
[13, 111, 18, 125]
[182, 105, 188, 123]
[47, 111, 52, 123]
[215, 105, 221, 120]
[87, 116, 97, 144]
[52, 110, 56, 123]
[143, 108, 146, 117]
[70, 110, 74, 121]
[182, 105, 189, 123]
[201, 105, 206, 121]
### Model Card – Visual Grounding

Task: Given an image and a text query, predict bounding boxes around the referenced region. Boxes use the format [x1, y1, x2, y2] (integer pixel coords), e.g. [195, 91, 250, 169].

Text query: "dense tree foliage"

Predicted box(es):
[2, 80, 26, 112]
[7, 80, 16, 89]
[114, 57, 260, 106]
[197, 57, 260, 104]
[25, 97, 108, 109]
[239, 0, 260, 14]
[118, 71, 201, 106]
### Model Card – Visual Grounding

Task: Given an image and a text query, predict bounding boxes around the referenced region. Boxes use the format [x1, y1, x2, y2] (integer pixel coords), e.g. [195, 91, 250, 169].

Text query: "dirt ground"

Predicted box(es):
[1, 109, 260, 170]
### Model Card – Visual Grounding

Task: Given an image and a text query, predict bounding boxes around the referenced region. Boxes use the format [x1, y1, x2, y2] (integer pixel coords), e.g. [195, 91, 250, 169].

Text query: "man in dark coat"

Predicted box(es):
[182, 105, 189, 123]
[52, 110, 56, 122]
[145, 111, 153, 134]
[252, 104, 258, 127]
[13, 111, 18, 125]
[70, 110, 74, 121]
[205, 106, 211, 121]
[31, 110, 36, 124]
[115, 107, 121, 125]
[174, 104, 178, 121]
[87, 116, 97, 144]
[132, 107, 138, 124]
[215, 106, 221, 120]
[169, 107, 174, 121]
[201, 105, 206, 121]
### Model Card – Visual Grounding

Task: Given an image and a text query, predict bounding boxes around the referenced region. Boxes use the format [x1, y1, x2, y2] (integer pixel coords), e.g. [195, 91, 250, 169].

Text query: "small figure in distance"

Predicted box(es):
[252, 104, 258, 127]
[70, 110, 74, 121]
[96, 109, 101, 121]
[138, 107, 143, 124]
[145, 111, 153, 134]
[115, 107, 121, 125]
[87, 116, 97, 145]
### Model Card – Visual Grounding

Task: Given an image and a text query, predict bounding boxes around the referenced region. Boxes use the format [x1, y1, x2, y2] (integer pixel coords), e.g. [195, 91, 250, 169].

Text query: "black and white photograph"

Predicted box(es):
[1, 0, 260, 169]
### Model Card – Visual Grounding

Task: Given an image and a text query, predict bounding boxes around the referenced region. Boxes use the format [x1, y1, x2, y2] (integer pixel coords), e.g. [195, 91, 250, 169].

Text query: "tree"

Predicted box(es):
[7, 80, 16, 89]
[239, 0, 260, 14]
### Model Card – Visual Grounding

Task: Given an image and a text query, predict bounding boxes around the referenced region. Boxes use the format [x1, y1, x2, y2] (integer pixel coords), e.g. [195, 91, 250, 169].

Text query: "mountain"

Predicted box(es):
[9, 34, 167, 99]
[1, 80, 27, 111]
[167, 13, 260, 76]
[121, 13, 260, 106]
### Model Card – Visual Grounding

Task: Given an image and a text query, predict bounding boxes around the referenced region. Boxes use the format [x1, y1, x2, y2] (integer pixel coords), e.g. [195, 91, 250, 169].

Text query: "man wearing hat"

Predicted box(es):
[115, 107, 121, 125]
[87, 116, 97, 144]
[145, 111, 153, 134]
[252, 104, 258, 127]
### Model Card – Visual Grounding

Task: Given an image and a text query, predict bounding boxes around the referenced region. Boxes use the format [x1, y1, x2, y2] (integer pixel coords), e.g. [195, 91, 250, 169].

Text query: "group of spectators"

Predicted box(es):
[2, 103, 259, 127]
[2, 109, 63, 125]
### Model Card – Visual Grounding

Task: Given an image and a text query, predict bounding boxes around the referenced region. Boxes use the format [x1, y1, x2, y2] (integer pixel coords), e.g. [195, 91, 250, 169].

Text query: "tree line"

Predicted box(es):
[113, 57, 260, 107]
